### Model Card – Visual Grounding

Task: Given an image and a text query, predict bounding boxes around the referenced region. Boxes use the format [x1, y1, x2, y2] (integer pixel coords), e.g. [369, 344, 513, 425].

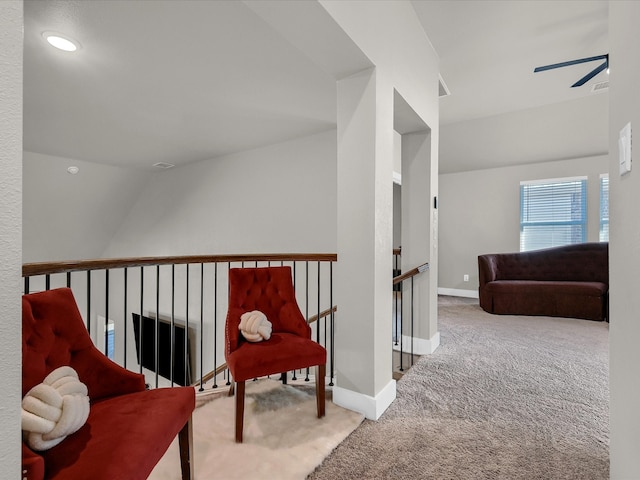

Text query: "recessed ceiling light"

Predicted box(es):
[43, 32, 80, 52]
[67, 166, 79, 175]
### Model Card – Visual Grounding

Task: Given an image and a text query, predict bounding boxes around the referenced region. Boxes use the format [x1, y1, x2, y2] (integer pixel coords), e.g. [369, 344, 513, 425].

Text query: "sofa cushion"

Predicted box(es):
[485, 280, 608, 296]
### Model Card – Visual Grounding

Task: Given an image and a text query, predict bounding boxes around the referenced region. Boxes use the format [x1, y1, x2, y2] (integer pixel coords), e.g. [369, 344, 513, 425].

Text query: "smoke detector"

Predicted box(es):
[153, 162, 175, 169]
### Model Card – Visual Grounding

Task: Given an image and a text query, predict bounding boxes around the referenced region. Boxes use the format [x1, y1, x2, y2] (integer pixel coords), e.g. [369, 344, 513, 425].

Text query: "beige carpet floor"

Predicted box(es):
[309, 297, 609, 479]
[148, 379, 364, 480]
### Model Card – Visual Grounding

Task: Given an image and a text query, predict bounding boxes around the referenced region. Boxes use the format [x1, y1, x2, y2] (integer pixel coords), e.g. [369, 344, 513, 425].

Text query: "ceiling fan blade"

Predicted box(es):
[534, 54, 608, 73]
[571, 59, 608, 87]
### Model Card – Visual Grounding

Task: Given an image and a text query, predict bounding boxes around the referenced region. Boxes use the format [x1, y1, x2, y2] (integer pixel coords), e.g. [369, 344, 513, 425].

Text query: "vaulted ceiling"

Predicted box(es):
[23, 0, 609, 172]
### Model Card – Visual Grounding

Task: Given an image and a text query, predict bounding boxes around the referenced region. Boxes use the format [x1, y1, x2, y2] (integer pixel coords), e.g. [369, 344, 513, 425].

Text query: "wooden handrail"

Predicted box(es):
[307, 305, 337, 325]
[22, 253, 337, 277]
[393, 248, 401, 256]
[193, 363, 229, 388]
[393, 262, 429, 285]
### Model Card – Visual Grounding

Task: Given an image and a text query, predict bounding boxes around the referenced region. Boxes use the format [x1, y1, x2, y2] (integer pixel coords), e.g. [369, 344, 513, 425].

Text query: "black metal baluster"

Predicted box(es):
[329, 261, 334, 386]
[87, 271, 91, 334]
[393, 255, 402, 346]
[199, 264, 204, 392]
[171, 264, 175, 386]
[213, 262, 218, 389]
[123, 267, 128, 369]
[105, 269, 109, 355]
[184, 264, 189, 387]
[139, 267, 144, 376]
[24, 277, 29, 294]
[291, 261, 298, 381]
[155, 265, 160, 388]
[66, 272, 71, 288]
[305, 261, 310, 382]
[226, 262, 231, 386]
[45, 274, 50, 291]
[399, 280, 404, 372]
[411, 276, 415, 367]
[317, 261, 321, 345]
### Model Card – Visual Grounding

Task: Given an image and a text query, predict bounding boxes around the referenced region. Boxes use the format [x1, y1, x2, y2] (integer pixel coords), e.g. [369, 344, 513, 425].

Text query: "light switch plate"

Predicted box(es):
[619, 122, 632, 176]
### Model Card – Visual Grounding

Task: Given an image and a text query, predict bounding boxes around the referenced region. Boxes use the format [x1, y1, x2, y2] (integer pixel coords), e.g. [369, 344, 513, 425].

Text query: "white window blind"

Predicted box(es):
[600, 174, 609, 242]
[520, 177, 587, 252]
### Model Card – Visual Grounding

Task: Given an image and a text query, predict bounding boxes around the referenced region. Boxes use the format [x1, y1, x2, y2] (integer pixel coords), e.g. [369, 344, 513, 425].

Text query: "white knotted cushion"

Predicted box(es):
[21, 366, 90, 451]
[239, 310, 272, 342]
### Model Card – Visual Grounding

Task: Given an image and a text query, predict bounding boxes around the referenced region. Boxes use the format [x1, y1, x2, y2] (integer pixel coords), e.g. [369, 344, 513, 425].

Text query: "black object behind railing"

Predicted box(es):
[393, 255, 429, 372]
[23, 254, 337, 390]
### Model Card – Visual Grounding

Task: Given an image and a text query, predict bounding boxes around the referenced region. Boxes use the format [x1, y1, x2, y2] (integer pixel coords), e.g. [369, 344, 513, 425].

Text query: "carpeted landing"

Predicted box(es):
[308, 297, 609, 480]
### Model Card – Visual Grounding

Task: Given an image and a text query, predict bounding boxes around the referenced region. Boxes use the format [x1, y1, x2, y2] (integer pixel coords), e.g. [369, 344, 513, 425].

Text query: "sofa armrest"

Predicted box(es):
[478, 255, 498, 286]
[478, 254, 499, 313]
[22, 442, 45, 480]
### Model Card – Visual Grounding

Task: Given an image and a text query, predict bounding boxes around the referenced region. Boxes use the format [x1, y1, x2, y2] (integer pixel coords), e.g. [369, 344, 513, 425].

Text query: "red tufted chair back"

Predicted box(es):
[225, 266, 310, 357]
[223, 266, 326, 443]
[22, 288, 145, 402]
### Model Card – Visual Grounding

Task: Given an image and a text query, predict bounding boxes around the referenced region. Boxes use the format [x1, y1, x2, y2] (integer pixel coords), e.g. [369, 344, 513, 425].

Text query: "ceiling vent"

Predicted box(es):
[153, 162, 175, 169]
[591, 81, 609, 93]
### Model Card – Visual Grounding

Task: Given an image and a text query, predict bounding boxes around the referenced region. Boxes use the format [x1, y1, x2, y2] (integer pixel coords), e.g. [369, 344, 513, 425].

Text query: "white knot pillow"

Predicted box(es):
[21, 366, 90, 451]
[239, 310, 272, 343]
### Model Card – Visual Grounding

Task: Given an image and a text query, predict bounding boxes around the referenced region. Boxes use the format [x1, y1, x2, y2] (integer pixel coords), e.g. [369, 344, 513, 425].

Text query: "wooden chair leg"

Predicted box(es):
[178, 416, 194, 480]
[316, 364, 326, 418]
[235, 380, 246, 443]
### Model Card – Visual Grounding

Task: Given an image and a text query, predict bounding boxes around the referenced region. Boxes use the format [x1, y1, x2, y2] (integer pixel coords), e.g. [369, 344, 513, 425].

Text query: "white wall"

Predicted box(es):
[322, 0, 439, 419]
[0, 1, 22, 477]
[439, 155, 608, 294]
[608, 1, 640, 477]
[440, 93, 608, 174]
[91, 130, 337, 384]
[103, 129, 337, 258]
[23, 152, 152, 262]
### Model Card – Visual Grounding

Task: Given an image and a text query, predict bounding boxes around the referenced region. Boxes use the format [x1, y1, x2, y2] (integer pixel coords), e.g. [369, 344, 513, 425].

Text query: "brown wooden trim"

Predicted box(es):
[393, 262, 429, 285]
[307, 305, 337, 325]
[23, 253, 337, 277]
[192, 363, 229, 388]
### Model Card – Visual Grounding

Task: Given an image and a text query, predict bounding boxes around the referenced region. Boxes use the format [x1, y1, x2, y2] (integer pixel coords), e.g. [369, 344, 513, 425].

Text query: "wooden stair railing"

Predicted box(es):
[23, 253, 337, 390]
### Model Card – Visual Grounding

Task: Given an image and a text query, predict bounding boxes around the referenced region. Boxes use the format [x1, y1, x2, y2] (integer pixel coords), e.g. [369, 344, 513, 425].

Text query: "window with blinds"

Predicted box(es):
[600, 174, 609, 242]
[520, 177, 587, 252]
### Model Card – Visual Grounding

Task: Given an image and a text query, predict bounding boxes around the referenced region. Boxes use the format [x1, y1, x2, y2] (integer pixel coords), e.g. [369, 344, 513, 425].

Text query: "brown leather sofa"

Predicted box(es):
[478, 242, 608, 321]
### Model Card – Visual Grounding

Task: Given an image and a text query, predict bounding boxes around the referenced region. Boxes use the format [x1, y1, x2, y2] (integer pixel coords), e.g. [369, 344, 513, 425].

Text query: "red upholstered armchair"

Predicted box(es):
[22, 288, 195, 480]
[224, 266, 327, 443]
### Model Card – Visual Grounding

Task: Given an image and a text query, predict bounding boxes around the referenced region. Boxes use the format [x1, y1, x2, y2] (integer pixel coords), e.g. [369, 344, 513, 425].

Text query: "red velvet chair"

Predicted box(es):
[224, 266, 327, 443]
[22, 287, 195, 480]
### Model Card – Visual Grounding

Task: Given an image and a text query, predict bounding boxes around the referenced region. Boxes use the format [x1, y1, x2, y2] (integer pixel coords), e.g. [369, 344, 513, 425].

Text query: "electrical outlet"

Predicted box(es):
[463, 274, 469, 282]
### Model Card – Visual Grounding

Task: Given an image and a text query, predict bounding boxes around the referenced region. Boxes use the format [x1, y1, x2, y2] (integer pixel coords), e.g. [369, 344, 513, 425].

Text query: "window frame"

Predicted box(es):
[599, 173, 609, 242]
[519, 176, 588, 252]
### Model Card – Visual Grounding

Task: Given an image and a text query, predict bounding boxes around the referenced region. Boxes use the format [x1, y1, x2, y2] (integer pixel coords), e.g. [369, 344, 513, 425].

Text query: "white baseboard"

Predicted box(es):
[438, 287, 478, 298]
[333, 378, 396, 420]
[392, 331, 440, 355]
